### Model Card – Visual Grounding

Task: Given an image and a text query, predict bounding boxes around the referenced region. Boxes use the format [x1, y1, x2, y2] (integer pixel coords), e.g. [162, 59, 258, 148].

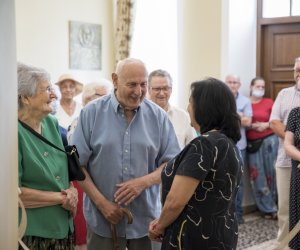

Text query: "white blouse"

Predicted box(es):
[55, 102, 82, 130]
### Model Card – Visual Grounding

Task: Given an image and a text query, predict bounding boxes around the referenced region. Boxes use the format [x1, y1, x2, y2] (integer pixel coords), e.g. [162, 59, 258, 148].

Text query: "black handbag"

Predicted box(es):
[19, 120, 86, 181]
[246, 138, 263, 154]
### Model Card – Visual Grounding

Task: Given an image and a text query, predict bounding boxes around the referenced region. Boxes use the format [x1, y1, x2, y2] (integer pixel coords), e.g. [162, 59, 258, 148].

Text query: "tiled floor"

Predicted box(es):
[237, 212, 280, 250]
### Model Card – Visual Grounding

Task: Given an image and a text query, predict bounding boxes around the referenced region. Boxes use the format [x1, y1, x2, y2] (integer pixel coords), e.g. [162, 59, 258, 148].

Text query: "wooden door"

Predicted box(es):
[260, 23, 300, 99]
[256, 0, 300, 100]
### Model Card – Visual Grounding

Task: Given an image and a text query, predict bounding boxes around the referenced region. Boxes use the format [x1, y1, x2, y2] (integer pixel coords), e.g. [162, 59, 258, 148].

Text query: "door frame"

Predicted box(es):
[256, 0, 300, 77]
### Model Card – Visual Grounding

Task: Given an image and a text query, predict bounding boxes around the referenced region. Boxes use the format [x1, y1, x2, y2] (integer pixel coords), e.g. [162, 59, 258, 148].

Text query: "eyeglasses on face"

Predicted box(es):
[151, 86, 172, 93]
[39, 86, 54, 94]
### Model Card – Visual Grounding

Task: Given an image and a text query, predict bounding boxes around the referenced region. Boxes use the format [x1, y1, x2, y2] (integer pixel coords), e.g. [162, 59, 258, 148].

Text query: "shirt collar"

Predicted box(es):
[235, 92, 239, 100]
[111, 91, 141, 113]
[166, 104, 173, 114]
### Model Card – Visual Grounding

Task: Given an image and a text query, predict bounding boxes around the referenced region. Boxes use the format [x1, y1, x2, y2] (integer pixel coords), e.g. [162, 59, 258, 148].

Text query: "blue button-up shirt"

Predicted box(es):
[236, 93, 252, 150]
[71, 92, 180, 238]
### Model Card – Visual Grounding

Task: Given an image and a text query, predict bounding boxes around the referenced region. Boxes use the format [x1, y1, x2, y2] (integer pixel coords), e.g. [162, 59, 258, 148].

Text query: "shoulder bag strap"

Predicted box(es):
[18, 120, 65, 153]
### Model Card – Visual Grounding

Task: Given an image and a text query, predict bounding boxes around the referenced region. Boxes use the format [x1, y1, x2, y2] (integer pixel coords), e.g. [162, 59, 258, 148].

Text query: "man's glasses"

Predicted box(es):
[151, 86, 172, 93]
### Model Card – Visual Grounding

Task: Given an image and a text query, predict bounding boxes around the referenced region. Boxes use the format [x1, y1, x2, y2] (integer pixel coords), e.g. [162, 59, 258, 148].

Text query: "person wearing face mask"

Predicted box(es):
[225, 74, 253, 225]
[246, 77, 279, 220]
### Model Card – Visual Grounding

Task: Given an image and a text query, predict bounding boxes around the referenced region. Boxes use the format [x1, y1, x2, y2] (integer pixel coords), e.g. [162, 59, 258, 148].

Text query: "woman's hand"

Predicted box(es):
[251, 122, 269, 132]
[61, 186, 78, 216]
[148, 219, 164, 242]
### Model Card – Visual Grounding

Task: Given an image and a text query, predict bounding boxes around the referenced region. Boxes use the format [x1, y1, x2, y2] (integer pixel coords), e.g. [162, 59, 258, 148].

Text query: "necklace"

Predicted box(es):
[208, 129, 219, 132]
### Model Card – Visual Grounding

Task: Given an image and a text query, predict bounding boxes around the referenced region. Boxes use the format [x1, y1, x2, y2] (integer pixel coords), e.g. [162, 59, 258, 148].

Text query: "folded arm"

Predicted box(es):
[238, 112, 252, 128]
[19, 187, 65, 208]
[270, 120, 285, 139]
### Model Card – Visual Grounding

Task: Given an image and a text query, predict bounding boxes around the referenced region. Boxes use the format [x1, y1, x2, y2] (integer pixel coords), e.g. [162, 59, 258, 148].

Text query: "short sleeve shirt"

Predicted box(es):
[236, 93, 253, 150]
[71, 92, 181, 238]
[161, 131, 243, 250]
[18, 115, 73, 239]
[246, 98, 274, 140]
[55, 101, 82, 130]
[167, 105, 197, 149]
[269, 86, 300, 167]
[286, 107, 300, 162]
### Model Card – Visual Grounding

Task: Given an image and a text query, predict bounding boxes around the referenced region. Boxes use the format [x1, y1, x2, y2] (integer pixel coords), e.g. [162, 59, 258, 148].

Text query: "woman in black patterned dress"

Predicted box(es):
[284, 106, 300, 249]
[148, 78, 243, 250]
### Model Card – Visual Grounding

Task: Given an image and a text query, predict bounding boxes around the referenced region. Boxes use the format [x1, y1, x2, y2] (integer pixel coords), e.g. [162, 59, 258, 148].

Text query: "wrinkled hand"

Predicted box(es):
[148, 219, 164, 242]
[114, 178, 146, 206]
[99, 201, 124, 225]
[251, 122, 268, 132]
[237, 112, 244, 118]
[61, 187, 78, 216]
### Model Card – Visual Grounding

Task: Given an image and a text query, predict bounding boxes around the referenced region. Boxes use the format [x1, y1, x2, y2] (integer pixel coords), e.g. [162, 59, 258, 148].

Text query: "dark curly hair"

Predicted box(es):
[190, 77, 241, 143]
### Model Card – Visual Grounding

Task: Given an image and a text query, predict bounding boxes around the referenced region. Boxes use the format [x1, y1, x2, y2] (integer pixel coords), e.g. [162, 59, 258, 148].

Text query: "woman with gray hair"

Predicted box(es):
[18, 63, 78, 249]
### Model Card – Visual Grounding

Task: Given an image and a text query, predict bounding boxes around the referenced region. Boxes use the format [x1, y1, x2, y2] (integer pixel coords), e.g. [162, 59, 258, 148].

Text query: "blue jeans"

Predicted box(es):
[248, 134, 278, 214]
[236, 149, 246, 219]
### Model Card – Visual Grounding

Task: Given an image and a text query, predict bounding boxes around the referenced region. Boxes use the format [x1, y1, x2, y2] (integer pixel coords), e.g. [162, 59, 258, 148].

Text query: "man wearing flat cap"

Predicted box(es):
[55, 74, 83, 130]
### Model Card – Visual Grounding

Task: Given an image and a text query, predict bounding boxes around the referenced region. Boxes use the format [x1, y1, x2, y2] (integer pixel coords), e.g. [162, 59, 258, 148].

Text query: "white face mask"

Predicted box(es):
[252, 89, 265, 98]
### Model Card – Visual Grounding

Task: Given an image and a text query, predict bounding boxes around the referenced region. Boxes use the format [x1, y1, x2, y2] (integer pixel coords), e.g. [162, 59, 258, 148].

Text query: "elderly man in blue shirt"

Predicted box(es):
[71, 58, 180, 250]
[226, 74, 253, 225]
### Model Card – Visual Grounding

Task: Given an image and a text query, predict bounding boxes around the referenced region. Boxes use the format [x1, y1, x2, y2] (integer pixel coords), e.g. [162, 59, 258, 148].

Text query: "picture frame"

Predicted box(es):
[69, 21, 102, 70]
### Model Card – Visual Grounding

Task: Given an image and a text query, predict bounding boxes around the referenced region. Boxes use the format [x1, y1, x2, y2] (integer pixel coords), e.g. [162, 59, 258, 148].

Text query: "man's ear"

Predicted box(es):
[112, 73, 118, 89]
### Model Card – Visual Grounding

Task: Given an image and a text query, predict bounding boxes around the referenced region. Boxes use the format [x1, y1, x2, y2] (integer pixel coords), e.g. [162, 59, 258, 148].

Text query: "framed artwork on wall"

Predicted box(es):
[69, 21, 102, 70]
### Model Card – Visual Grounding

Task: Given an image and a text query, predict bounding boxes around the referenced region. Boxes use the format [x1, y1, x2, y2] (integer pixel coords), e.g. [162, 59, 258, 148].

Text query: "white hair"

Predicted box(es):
[82, 79, 113, 105]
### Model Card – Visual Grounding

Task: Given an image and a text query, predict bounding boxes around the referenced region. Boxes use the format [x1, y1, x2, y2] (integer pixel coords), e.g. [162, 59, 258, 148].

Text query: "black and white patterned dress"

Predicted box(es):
[286, 107, 300, 250]
[161, 131, 243, 250]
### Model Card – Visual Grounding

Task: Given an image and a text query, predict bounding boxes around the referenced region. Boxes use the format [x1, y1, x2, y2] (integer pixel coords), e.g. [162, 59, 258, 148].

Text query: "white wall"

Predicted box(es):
[177, 0, 256, 110]
[222, 0, 257, 207]
[15, 0, 114, 88]
[177, 0, 222, 109]
[221, 0, 257, 96]
[0, 0, 18, 248]
[177, 0, 257, 208]
[13, 0, 257, 214]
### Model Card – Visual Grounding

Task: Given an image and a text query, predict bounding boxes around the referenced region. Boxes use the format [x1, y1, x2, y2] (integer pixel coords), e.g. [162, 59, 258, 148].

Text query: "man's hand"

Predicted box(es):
[98, 201, 125, 225]
[114, 177, 147, 206]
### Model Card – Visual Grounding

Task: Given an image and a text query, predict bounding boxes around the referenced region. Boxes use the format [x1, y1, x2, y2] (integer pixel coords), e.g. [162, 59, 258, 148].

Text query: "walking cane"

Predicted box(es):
[110, 208, 133, 250]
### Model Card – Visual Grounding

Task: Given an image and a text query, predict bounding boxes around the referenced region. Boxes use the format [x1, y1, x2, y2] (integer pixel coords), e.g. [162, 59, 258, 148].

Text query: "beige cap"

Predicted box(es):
[55, 74, 83, 96]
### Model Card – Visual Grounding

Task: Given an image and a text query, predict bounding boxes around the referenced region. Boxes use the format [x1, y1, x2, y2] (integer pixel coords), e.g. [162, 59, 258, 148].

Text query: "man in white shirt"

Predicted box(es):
[269, 56, 300, 244]
[225, 74, 253, 224]
[148, 69, 197, 149]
